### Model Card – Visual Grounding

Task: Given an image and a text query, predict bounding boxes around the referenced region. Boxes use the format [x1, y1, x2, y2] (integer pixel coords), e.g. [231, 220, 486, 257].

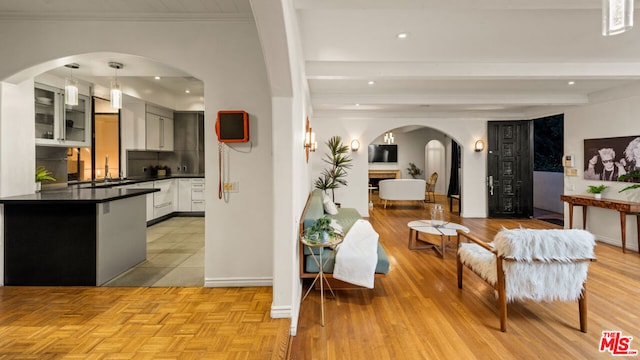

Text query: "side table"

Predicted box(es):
[301, 234, 343, 326]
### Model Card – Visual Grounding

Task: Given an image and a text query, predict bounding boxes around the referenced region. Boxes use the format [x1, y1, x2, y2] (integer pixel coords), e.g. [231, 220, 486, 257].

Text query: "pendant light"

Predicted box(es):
[64, 63, 79, 106]
[384, 132, 394, 144]
[108, 62, 123, 109]
[603, 0, 634, 36]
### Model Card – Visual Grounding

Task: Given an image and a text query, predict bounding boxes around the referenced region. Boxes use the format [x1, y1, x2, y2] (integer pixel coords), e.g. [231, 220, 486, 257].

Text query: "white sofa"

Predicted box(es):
[378, 179, 426, 208]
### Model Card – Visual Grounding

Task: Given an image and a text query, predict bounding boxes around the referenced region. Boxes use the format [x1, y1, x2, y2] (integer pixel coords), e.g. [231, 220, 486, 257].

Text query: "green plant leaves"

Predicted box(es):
[314, 136, 352, 197]
[35, 166, 56, 183]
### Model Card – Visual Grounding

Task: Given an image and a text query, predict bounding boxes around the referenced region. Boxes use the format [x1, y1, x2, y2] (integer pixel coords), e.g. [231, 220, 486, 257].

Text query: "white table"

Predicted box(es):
[407, 220, 470, 259]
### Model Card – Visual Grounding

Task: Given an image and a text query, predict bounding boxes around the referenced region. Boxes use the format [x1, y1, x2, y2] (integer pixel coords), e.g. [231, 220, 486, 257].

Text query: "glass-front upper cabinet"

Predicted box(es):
[35, 83, 91, 147]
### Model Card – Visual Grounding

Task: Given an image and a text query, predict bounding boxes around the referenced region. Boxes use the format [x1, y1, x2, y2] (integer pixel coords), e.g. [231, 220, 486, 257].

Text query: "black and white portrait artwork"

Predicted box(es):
[584, 136, 640, 182]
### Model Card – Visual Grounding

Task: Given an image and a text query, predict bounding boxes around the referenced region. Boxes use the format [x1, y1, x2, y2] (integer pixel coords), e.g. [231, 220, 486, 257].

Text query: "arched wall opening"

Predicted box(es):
[5, 52, 207, 287]
[0, 17, 276, 294]
[365, 126, 454, 202]
[425, 139, 446, 195]
[315, 120, 485, 218]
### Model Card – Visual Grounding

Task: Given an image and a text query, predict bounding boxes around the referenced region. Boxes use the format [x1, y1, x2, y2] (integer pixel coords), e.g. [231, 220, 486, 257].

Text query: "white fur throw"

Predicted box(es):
[458, 229, 596, 302]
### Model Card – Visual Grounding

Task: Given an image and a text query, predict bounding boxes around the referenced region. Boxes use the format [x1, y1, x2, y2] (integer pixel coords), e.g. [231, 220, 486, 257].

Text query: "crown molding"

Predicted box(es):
[0, 11, 254, 22]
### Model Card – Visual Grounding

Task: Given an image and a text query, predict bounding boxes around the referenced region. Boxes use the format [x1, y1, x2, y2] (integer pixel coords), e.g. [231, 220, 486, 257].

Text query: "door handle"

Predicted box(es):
[160, 117, 164, 148]
[488, 176, 494, 196]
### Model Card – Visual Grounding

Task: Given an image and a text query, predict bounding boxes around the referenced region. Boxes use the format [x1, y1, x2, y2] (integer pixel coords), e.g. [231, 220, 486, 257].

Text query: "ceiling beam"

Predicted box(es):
[306, 61, 640, 80]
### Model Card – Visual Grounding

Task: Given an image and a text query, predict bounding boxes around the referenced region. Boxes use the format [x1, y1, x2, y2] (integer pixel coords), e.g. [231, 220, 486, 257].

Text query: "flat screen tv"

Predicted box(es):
[368, 144, 398, 163]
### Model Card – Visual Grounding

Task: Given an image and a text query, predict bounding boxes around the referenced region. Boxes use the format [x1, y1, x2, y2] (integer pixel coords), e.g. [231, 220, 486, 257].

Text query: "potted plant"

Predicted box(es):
[407, 162, 423, 178]
[314, 136, 352, 203]
[587, 184, 607, 199]
[303, 215, 336, 244]
[35, 166, 56, 192]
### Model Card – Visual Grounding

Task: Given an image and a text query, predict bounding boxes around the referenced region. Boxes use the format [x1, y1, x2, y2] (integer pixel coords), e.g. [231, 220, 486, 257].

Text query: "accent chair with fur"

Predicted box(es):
[456, 228, 596, 332]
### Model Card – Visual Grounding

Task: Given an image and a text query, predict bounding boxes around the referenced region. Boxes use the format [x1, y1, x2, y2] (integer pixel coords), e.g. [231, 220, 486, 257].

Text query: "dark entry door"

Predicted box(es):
[487, 120, 533, 218]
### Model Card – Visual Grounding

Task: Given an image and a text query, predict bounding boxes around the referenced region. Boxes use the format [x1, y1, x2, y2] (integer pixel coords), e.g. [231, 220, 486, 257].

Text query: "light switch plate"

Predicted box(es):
[223, 182, 239, 193]
[565, 168, 578, 177]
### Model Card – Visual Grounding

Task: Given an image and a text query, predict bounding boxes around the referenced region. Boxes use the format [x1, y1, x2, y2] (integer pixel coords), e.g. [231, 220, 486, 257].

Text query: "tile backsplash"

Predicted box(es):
[127, 149, 203, 178]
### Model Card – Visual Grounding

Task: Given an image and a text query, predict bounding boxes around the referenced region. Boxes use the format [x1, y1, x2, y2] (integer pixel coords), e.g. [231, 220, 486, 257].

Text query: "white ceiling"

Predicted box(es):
[294, 0, 640, 119]
[3, 0, 640, 119]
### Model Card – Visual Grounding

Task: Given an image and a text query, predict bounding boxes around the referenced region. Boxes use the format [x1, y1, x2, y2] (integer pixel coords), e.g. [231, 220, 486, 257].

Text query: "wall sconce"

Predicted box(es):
[304, 128, 317, 151]
[474, 140, 485, 152]
[64, 63, 79, 106]
[108, 62, 123, 109]
[304, 117, 317, 163]
[384, 132, 394, 144]
[350, 139, 360, 151]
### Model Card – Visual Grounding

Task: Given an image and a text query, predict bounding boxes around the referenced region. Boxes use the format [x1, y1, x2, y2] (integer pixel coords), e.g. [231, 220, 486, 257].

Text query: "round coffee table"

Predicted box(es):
[407, 220, 470, 259]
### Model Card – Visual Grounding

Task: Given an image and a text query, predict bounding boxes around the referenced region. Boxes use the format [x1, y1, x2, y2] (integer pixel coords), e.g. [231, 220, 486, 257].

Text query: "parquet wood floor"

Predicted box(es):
[0, 286, 289, 359]
[290, 194, 640, 359]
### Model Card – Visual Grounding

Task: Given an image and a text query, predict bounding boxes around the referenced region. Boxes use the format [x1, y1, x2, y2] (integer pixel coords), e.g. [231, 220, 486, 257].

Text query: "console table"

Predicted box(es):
[560, 194, 640, 253]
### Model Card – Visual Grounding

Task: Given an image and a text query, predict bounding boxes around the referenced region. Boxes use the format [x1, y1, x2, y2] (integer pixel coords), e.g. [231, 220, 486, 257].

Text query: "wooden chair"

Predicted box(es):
[425, 172, 438, 203]
[456, 228, 596, 332]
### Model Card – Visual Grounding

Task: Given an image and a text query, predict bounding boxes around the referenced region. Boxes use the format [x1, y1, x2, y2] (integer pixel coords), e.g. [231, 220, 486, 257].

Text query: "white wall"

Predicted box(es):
[0, 80, 36, 197]
[0, 18, 274, 289]
[312, 117, 487, 218]
[533, 171, 564, 213]
[250, 0, 313, 335]
[564, 94, 640, 251]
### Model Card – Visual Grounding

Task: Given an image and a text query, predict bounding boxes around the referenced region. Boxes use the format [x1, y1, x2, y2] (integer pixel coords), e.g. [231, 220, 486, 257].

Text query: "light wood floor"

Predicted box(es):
[290, 194, 640, 359]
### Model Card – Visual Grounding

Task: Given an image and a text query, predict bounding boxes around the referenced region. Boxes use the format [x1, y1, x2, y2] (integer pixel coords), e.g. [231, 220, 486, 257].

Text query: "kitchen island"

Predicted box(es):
[0, 187, 158, 286]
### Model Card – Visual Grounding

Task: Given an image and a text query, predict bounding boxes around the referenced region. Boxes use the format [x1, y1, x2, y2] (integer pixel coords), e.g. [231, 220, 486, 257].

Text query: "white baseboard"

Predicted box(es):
[204, 276, 272, 287]
[271, 305, 292, 318]
[594, 235, 639, 252]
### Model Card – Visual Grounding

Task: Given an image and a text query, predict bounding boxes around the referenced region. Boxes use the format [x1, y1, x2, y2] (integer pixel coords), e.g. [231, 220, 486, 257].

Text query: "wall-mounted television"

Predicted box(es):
[368, 144, 398, 163]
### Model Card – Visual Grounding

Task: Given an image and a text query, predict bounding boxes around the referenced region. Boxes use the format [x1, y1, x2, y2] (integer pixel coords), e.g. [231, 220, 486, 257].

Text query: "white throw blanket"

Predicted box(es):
[333, 219, 379, 288]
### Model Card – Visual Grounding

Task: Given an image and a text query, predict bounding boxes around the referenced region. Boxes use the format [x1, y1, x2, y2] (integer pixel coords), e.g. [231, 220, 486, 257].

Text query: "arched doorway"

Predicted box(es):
[365, 126, 453, 207]
[425, 140, 446, 195]
[10, 53, 206, 287]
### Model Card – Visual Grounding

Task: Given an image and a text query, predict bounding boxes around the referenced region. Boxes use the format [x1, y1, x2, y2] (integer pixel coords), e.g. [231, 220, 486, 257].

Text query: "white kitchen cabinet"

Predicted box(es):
[121, 97, 147, 151]
[153, 179, 176, 218]
[146, 105, 174, 151]
[191, 178, 205, 211]
[177, 178, 205, 212]
[178, 179, 192, 212]
[35, 83, 91, 147]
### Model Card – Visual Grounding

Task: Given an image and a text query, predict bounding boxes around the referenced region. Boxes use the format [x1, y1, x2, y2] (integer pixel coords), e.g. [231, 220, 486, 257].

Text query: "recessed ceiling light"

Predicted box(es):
[368, 80, 376, 85]
[185, 90, 191, 94]
[397, 32, 408, 39]
[568, 81, 575, 86]
[154, 76, 161, 80]
[355, 103, 360, 107]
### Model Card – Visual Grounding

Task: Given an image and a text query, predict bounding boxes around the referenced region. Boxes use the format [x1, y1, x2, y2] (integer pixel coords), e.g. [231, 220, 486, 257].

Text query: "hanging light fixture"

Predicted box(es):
[603, 0, 634, 36]
[384, 132, 394, 144]
[64, 63, 79, 106]
[108, 62, 124, 109]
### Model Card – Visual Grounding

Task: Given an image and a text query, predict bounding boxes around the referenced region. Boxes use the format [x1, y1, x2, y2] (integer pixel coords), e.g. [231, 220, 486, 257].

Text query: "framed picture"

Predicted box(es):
[584, 135, 640, 182]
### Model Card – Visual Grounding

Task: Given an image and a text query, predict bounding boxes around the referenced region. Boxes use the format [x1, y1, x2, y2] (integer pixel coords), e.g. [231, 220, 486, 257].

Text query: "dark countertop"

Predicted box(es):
[70, 174, 205, 189]
[0, 187, 159, 204]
